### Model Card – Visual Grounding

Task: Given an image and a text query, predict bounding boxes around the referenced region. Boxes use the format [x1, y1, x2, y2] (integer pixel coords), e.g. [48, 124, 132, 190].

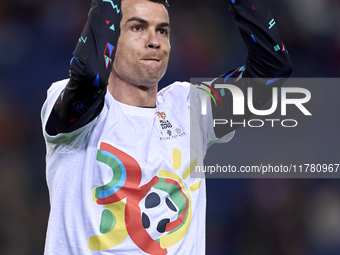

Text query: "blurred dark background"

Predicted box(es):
[0, 0, 340, 254]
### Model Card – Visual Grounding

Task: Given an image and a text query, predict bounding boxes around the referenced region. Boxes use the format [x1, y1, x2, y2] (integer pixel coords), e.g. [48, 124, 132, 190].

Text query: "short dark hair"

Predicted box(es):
[148, 0, 169, 10]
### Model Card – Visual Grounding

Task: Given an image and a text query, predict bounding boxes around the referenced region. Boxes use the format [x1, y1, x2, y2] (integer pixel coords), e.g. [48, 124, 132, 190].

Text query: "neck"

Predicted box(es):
[107, 70, 158, 108]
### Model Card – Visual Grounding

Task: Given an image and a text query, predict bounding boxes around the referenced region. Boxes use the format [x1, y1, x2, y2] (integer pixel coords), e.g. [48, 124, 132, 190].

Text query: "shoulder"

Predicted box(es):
[157, 81, 194, 104]
[158, 81, 191, 93]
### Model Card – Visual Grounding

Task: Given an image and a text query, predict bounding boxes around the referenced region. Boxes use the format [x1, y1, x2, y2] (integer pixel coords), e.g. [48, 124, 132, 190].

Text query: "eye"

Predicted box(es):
[132, 25, 143, 32]
[157, 29, 169, 36]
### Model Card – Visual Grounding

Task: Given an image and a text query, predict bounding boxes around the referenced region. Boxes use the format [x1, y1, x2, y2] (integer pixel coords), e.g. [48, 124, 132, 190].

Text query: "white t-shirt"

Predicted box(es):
[41, 79, 234, 255]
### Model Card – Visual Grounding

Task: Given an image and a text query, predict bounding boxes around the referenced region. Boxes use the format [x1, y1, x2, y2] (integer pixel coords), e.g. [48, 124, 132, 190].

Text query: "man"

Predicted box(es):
[41, 0, 291, 254]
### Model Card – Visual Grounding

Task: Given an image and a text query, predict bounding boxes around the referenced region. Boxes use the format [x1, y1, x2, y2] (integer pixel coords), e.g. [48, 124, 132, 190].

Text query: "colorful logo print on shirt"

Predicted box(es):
[157, 111, 167, 120]
[89, 142, 200, 254]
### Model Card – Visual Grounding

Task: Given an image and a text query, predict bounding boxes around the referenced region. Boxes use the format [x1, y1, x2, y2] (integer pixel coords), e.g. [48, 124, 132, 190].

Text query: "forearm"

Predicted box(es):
[46, 0, 121, 135]
[228, 0, 292, 78]
[210, 0, 292, 137]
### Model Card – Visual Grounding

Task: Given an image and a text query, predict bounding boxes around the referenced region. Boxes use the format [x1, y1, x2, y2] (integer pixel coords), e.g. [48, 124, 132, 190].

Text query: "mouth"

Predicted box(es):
[142, 58, 161, 62]
[141, 52, 163, 63]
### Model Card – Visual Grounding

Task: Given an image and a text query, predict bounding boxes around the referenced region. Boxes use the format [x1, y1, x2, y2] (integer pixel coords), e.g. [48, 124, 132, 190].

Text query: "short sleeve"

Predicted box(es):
[41, 79, 97, 148]
[190, 83, 235, 149]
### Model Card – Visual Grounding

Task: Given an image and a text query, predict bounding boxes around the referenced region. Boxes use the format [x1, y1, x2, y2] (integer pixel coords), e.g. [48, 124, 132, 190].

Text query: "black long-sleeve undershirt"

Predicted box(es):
[46, 0, 121, 135]
[208, 0, 292, 137]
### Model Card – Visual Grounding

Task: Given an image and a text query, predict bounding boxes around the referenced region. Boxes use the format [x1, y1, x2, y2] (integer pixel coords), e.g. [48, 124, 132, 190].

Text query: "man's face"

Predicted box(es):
[113, 0, 171, 87]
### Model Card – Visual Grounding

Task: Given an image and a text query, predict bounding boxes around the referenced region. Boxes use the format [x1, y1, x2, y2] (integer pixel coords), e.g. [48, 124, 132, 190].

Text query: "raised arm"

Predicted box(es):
[45, 0, 122, 135]
[206, 0, 292, 138]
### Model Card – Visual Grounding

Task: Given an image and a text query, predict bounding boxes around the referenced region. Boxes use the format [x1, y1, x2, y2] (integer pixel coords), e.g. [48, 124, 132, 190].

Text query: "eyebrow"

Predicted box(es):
[126, 17, 171, 30]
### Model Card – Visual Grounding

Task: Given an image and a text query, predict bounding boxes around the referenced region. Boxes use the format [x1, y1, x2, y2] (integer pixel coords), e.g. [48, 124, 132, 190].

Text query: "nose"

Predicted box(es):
[146, 31, 160, 49]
